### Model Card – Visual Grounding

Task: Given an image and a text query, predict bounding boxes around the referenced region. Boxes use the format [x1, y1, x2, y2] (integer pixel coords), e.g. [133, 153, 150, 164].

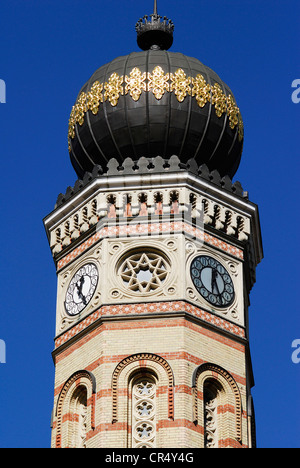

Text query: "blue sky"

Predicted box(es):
[0, 0, 299, 448]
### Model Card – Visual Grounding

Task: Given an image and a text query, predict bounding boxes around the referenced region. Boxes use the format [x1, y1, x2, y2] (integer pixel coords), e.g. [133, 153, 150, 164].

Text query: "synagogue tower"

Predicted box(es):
[44, 2, 263, 448]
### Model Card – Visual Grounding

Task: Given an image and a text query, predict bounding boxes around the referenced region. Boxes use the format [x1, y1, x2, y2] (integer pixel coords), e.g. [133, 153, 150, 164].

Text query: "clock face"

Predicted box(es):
[190, 255, 235, 308]
[65, 263, 99, 316]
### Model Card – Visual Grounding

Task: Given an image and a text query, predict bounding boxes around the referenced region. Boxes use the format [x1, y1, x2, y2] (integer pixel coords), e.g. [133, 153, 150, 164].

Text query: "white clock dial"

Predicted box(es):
[64, 263, 99, 316]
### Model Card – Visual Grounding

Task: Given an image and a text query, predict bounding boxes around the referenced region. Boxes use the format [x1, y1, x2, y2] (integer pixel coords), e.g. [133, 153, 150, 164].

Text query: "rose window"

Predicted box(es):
[120, 251, 169, 293]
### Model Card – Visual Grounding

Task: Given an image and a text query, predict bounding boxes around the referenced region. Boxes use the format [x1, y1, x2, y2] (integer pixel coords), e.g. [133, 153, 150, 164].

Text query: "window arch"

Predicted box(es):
[55, 370, 96, 448]
[112, 353, 175, 448]
[192, 363, 242, 447]
[203, 379, 222, 448]
[69, 386, 88, 448]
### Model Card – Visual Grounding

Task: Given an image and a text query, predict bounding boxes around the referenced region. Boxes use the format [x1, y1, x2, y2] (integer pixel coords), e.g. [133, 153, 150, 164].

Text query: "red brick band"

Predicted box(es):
[57, 220, 243, 271]
[54, 300, 245, 349]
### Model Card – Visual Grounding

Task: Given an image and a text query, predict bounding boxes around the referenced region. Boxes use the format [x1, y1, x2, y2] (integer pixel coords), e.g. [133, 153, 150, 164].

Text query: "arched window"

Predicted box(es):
[203, 379, 222, 448]
[69, 386, 88, 448]
[55, 370, 96, 448]
[192, 363, 242, 447]
[131, 374, 157, 448]
[112, 353, 174, 448]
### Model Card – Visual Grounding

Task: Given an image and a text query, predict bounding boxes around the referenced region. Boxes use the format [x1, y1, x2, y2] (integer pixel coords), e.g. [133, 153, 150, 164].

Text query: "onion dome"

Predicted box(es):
[68, 3, 244, 180]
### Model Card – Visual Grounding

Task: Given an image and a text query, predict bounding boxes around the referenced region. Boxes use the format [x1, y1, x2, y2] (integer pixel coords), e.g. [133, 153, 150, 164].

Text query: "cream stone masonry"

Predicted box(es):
[54, 233, 245, 337]
[46, 164, 262, 448]
[44, 168, 261, 271]
[51, 317, 248, 448]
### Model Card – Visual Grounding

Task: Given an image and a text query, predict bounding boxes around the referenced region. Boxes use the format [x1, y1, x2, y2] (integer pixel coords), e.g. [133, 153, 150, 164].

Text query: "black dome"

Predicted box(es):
[68, 50, 244, 179]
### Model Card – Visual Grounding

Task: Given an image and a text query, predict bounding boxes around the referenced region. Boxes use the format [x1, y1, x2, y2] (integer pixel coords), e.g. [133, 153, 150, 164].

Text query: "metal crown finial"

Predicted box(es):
[135, 1, 174, 51]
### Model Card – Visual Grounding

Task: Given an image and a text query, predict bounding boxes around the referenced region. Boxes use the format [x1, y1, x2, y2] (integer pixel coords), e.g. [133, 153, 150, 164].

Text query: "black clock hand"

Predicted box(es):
[214, 275, 223, 304]
[76, 277, 87, 305]
[211, 270, 222, 304]
[79, 275, 85, 290]
[77, 289, 87, 305]
[76, 278, 83, 295]
[211, 268, 215, 293]
[211, 269, 218, 293]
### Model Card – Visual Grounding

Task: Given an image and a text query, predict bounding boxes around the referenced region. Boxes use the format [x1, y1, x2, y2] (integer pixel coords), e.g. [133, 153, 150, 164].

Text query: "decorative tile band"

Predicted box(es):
[54, 300, 245, 349]
[68, 66, 243, 149]
[57, 220, 243, 271]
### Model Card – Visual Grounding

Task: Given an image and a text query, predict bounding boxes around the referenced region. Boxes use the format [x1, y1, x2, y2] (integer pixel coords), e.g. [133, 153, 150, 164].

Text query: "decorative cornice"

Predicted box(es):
[55, 157, 246, 209]
[43, 157, 263, 287]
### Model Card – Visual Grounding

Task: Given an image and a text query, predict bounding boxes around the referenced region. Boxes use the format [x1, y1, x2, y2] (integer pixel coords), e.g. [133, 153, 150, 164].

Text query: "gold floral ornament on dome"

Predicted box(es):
[170, 69, 192, 102]
[227, 94, 244, 141]
[147, 66, 170, 100]
[191, 74, 211, 108]
[68, 91, 87, 147]
[74, 91, 87, 126]
[68, 67, 244, 150]
[124, 67, 147, 101]
[104, 72, 124, 106]
[87, 81, 104, 115]
[227, 95, 239, 130]
[211, 82, 227, 117]
[68, 106, 76, 141]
